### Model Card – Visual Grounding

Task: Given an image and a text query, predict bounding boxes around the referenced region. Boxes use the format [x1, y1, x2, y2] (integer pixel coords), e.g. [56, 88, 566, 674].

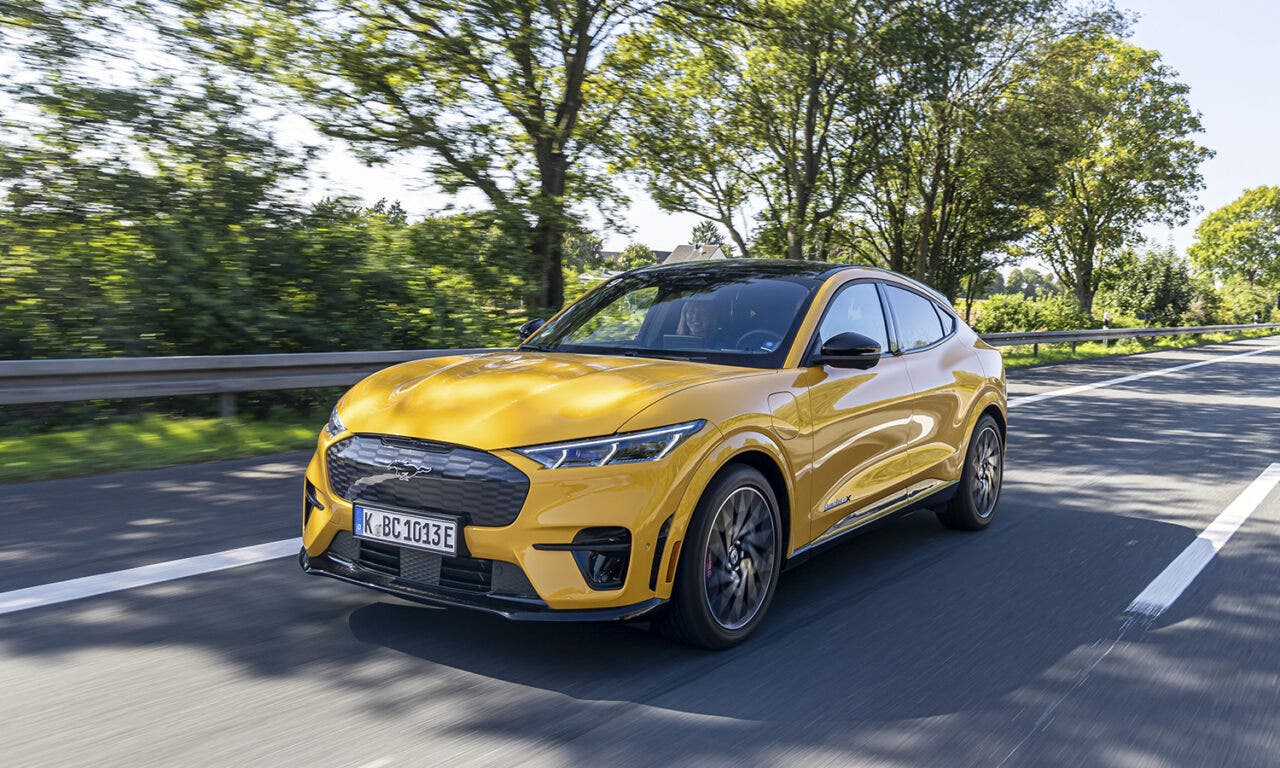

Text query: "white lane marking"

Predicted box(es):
[1127, 463, 1280, 618]
[0, 537, 301, 616]
[1008, 342, 1278, 408]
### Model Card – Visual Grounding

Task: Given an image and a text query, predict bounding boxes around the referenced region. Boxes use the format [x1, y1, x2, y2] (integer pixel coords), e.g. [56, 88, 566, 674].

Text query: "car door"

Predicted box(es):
[881, 282, 986, 486]
[801, 280, 918, 547]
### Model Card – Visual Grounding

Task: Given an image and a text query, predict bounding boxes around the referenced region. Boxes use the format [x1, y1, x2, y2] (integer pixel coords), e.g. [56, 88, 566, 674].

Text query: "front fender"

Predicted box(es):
[646, 427, 802, 598]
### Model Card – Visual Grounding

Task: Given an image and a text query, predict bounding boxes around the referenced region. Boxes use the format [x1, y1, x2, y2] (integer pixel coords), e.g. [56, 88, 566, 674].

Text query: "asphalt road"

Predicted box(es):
[3, 336, 1279, 768]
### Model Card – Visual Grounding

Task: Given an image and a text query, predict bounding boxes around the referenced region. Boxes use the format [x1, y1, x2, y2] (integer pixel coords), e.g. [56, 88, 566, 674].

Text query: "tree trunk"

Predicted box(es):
[1074, 280, 1095, 317]
[531, 145, 568, 312]
[1074, 242, 1096, 317]
[963, 271, 979, 323]
[726, 224, 752, 260]
[914, 197, 933, 283]
[786, 225, 804, 261]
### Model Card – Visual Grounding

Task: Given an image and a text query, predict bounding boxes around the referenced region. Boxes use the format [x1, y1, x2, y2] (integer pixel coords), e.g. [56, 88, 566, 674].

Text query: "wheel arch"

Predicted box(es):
[721, 449, 792, 555]
[980, 402, 1006, 441]
[656, 431, 797, 598]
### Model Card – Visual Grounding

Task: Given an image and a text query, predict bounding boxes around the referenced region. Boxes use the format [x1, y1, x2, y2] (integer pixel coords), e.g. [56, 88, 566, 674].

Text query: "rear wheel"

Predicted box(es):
[655, 465, 783, 649]
[937, 414, 1004, 531]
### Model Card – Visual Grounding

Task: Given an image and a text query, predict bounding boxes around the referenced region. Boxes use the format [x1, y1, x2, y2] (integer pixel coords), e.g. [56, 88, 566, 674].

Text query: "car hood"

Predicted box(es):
[337, 351, 760, 450]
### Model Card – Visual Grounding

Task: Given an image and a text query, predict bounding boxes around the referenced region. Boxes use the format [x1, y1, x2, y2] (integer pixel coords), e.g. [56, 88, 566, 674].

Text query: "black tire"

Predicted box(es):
[654, 465, 784, 649]
[937, 413, 1004, 531]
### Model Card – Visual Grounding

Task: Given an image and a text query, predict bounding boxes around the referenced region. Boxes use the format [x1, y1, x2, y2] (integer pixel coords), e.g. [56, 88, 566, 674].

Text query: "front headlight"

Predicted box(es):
[323, 405, 347, 438]
[514, 420, 706, 469]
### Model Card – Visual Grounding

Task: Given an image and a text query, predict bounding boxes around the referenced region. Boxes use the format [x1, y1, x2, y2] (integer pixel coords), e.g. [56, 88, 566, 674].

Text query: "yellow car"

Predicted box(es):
[300, 260, 1006, 648]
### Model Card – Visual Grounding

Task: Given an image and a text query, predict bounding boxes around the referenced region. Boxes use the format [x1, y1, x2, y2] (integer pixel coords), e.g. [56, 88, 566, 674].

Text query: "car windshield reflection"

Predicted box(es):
[524, 262, 827, 369]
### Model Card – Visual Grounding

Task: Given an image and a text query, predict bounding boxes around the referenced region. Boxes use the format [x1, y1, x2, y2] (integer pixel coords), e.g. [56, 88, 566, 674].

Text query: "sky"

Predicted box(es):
[296, 1, 1280, 254]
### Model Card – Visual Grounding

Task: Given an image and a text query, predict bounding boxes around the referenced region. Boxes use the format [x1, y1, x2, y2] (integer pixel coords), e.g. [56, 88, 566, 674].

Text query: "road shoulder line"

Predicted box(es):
[1126, 463, 1280, 618]
[0, 537, 301, 616]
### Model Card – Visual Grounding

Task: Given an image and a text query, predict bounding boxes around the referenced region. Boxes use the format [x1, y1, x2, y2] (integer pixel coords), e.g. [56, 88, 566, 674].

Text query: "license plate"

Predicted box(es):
[352, 504, 458, 557]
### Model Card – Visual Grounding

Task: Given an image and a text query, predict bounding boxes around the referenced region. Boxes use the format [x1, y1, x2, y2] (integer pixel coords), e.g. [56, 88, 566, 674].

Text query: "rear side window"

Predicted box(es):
[934, 304, 956, 335]
[885, 284, 945, 350]
[817, 282, 889, 352]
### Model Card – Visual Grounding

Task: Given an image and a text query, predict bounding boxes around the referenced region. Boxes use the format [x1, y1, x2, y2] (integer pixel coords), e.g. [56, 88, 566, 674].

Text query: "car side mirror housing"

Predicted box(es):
[518, 318, 546, 340]
[812, 331, 882, 369]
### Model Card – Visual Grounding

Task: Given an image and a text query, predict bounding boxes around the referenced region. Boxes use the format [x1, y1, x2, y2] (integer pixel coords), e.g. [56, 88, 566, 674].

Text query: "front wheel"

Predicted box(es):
[655, 465, 783, 649]
[937, 413, 1004, 531]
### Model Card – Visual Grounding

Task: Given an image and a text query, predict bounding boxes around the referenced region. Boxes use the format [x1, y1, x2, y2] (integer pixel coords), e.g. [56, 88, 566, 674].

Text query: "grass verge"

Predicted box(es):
[0, 413, 321, 485]
[1000, 328, 1278, 369]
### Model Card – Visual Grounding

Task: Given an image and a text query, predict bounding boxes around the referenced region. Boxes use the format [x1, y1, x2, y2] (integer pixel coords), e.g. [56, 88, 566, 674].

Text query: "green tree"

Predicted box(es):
[1096, 245, 1194, 326]
[852, 1, 1119, 296]
[690, 220, 725, 247]
[607, 0, 905, 260]
[1005, 267, 1059, 297]
[1216, 277, 1280, 324]
[1026, 35, 1212, 316]
[562, 229, 605, 273]
[1188, 186, 1280, 287]
[619, 243, 656, 269]
[175, 0, 662, 312]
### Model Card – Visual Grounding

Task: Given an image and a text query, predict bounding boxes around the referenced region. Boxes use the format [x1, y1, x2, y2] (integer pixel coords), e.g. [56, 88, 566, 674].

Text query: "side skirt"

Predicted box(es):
[784, 479, 959, 570]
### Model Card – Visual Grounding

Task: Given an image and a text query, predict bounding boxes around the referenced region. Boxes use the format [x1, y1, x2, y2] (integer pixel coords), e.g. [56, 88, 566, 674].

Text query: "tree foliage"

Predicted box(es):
[173, 0, 662, 312]
[1095, 245, 1195, 326]
[618, 242, 656, 269]
[1026, 35, 1212, 315]
[852, 0, 1115, 297]
[1005, 267, 1060, 297]
[970, 290, 1089, 334]
[0, 7, 531, 359]
[690, 220, 725, 247]
[2, 0, 1243, 366]
[606, 0, 905, 260]
[1188, 186, 1280, 287]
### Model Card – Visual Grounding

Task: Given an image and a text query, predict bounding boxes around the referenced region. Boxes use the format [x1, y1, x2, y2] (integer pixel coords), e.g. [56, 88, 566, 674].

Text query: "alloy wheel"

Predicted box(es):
[971, 426, 1003, 518]
[702, 486, 777, 630]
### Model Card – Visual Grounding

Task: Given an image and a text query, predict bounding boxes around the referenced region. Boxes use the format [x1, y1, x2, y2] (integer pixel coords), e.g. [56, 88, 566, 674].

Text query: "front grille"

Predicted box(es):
[323, 532, 537, 598]
[358, 540, 400, 576]
[439, 557, 491, 592]
[326, 434, 529, 527]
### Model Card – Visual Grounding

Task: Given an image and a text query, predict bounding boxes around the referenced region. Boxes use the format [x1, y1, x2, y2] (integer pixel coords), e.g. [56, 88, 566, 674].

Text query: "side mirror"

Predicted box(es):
[812, 331, 882, 369]
[518, 318, 546, 340]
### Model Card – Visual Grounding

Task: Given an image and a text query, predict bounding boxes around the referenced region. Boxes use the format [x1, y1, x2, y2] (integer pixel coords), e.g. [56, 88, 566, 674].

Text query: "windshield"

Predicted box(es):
[523, 265, 822, 368]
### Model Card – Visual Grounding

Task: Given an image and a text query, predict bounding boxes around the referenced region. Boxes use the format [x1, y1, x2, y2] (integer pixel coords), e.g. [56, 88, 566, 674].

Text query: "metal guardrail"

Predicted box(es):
[980, 322, 1280, 347]
[0, 349, 499, 411]
[1, 323, 1277, 409]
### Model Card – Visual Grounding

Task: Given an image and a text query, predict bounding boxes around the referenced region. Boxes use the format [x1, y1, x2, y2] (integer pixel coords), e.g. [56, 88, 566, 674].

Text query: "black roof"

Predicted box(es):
[629, 258, 953, 303]
[633, 258, 856, 281]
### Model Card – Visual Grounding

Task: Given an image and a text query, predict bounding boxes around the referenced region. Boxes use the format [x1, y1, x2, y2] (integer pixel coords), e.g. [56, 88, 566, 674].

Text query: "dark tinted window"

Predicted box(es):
[885, 284, 945, 350]
[817, 282, 889, 352]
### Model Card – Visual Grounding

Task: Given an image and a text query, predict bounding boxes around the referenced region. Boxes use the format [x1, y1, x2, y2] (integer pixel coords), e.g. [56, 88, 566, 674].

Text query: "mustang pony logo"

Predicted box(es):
[386, 460, 434, 481]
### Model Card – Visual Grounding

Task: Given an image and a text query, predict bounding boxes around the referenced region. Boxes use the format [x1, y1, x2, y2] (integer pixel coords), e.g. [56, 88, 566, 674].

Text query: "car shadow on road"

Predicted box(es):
[336, 500, 1269, 766]
[346, 504, 1201, 721]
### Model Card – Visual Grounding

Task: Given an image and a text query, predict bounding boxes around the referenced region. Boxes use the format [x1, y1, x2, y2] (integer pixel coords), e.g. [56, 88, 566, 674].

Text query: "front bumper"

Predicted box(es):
[301, 427, 717, 612]
[300, 547, 664, 621]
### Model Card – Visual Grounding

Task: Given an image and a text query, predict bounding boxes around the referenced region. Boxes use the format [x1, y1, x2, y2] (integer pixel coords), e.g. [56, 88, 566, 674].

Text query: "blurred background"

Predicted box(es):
[2, 0, 1279, 480]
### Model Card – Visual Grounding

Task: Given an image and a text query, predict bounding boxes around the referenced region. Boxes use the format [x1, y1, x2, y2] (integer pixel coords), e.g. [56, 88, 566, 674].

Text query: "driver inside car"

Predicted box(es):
[676, 299, 718, 342]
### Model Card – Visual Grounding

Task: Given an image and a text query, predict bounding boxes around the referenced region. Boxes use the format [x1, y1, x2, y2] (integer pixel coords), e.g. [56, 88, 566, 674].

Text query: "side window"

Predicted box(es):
[885, 285, 945, 351]
[816, 282, 889, 352]
[934, 303, 956, 335]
